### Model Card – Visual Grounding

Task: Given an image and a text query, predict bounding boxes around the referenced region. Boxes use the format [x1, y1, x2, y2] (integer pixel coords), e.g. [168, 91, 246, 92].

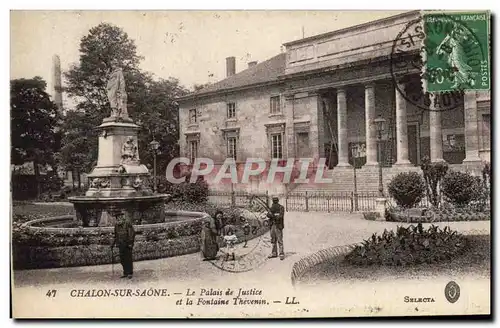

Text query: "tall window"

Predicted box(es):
[271, 133, 283, 159]
[227, 137, 237, 160]
[227, 102, 236, 119]
[189, 109, 197, 124]
[270, 96, 281, 114]
[482, 114, 491, 149]
[189, 140, 199, 163]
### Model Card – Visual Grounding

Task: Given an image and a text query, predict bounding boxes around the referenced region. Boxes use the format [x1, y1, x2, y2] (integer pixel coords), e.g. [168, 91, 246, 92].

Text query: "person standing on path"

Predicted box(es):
[267, 196, 285, 260]
[111, 212, 136, 279]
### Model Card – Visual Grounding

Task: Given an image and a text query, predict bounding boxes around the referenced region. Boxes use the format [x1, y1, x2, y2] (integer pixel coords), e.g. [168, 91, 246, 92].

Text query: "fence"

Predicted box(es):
[207, 191, 271, 208]
[284, 191, 380, 212]
[207, 190, 385, 213]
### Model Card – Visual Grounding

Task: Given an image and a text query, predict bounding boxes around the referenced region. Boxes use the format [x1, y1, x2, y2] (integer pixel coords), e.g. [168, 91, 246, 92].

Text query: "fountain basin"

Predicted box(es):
[13, 211, 208, 270]
[68, 194, 170, 227]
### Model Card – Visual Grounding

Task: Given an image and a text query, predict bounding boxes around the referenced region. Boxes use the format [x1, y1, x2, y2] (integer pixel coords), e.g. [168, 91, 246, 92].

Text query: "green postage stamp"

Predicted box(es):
[422, 11, 490, 92]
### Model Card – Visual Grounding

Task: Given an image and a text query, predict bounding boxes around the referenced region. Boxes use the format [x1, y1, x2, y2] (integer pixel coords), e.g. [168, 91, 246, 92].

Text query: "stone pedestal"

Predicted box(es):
[86, 119, 152, 198]
[69, 116, 170, 227]
[375, 197, 387, 221]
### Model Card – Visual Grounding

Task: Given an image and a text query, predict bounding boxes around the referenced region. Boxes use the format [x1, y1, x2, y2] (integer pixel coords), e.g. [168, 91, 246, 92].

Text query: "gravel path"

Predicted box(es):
[13, 212, 490, 288]
[12, 212, 490, 318]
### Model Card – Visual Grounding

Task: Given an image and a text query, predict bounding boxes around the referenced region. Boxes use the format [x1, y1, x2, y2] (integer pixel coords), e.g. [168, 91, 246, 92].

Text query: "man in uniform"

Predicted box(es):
[111, 212, 136, 279]
[267, 196, 285, 260]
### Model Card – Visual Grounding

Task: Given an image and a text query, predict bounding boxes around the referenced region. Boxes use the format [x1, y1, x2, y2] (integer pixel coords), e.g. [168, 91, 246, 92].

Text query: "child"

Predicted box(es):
[222, 224, 238, 261]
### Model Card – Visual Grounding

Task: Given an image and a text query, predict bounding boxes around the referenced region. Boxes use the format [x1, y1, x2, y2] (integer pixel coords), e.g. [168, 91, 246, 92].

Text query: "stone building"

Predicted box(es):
[177, 11, 491, 193]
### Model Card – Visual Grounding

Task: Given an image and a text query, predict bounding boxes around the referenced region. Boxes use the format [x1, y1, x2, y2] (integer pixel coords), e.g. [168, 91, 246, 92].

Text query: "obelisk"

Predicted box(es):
[52, 55, 63, 113]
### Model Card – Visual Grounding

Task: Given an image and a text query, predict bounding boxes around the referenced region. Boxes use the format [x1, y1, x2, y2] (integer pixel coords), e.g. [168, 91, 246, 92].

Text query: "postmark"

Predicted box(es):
[206, 195, 272, 273]
[444, 281, 461, 303]
[390, 11, 490, 112]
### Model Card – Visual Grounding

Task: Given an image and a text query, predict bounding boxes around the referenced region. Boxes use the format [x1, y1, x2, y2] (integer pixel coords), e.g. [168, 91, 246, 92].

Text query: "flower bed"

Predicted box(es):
[345, 224, 467, 266]
[385, 206, 490, 223]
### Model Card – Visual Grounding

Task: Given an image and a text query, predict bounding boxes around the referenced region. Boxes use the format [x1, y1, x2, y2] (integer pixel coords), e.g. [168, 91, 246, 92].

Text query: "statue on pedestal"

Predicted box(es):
[106, 59, 128, 119]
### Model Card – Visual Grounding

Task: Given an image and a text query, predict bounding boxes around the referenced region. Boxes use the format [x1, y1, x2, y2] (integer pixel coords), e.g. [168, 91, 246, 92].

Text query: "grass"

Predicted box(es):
[298, 234, 491, 284]
[12, 201, 75, 223]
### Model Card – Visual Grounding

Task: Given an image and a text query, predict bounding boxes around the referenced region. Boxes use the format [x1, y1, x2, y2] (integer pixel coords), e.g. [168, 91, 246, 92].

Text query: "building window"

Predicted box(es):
[227, 102, 236, 119]
[271, 133, 283, 159]
[270, 96, 281, 114]
[227, 137, 237, 160]
[189, 109, 197, 124]
[189, 140, 199, 162]
[482, 114, 491, 149]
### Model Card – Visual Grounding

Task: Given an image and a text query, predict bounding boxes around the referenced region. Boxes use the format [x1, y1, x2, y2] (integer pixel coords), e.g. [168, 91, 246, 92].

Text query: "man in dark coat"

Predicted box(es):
[111, 212, 136, 279]
[267, 196, 285, 260]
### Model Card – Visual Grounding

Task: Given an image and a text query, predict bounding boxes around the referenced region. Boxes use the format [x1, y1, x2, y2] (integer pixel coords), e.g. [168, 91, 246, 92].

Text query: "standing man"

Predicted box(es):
[267, 196, 285, 260]
[111, 212, 136, 279]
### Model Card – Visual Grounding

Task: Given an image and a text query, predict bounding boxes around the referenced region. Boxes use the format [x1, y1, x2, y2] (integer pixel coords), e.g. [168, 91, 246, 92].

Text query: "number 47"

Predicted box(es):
[46, 290, 57, 298]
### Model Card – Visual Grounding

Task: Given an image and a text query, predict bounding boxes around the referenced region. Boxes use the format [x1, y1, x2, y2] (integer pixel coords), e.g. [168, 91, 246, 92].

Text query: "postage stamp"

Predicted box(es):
[422, 11, 490, 93]
[10, 10, 491, 319]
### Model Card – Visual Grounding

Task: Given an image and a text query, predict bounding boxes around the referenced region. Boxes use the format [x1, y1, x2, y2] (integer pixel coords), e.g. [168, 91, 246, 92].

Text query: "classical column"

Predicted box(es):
[429, 104, 444, 162]
[364, 84, 378, 166]
[463, 91, 482, 163]
[394, 83, 411, 166]
[336, 88, 350, 167]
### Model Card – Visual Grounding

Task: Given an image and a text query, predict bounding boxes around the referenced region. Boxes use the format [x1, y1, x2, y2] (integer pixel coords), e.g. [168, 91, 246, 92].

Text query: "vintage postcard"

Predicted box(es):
[10, 9, 491, 318]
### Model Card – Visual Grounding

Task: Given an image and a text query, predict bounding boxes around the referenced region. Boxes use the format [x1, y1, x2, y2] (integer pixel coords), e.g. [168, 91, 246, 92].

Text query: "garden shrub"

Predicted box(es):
[344, 224, 467, 266]
[388, 172, 426, 208]
[442, 171, 482, 207]
[420, 156, 449, 207]
[164, 177, 209, 203]
[362, 212, 380, 221]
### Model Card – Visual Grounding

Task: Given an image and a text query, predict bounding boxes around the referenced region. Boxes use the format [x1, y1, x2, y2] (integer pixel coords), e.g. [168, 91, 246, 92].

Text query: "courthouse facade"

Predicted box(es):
[177, 11, 491, 192]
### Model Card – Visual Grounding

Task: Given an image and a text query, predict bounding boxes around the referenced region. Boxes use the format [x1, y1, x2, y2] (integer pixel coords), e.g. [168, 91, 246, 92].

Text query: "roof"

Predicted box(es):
[283, 10, 419, 47]
[179, 53, 286, 101]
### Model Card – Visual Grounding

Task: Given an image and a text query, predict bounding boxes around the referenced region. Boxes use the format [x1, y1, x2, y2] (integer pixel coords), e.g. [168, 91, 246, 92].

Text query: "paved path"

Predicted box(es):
[12, 213, 490, 318]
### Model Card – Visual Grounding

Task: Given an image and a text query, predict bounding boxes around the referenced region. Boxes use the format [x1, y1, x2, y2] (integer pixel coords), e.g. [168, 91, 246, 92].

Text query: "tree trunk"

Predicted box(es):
[77, 168, 81, 190]
[71, 168, 76, 190]
[33, 161, 41, 199]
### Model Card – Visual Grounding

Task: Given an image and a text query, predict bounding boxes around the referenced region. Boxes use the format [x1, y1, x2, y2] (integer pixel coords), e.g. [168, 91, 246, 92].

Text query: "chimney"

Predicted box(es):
[52, 54, 63, 112]
[248, 61, 258, 68]
[226, 56, 236, 77]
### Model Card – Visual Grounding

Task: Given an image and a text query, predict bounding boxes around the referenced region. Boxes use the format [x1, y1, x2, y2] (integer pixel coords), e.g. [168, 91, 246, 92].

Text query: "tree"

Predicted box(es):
[11, 77, 60, 196]
[62, 22, 189, 180]
[192, 82, 212, 92]
[59, 110, 97, 188]
[64, 23, 143, 119]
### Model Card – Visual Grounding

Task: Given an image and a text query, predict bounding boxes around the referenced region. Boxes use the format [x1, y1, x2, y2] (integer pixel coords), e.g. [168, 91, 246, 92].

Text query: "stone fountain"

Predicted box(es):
[68, 60, 169, 227]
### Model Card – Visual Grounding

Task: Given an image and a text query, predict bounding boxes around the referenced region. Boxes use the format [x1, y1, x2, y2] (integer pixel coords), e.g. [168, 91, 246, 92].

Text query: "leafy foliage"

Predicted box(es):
[11, 77, 60, 166]
[442, 171, 483, 207]
[420, 156, 449, 207]
[388, 172, 426, 208]
[61, 23, 189, 176]
[158, 177, 209, 203]
[345, 224, 467, 266]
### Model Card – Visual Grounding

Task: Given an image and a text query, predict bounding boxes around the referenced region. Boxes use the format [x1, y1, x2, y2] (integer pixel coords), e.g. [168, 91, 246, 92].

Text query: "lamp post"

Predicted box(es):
[374, 115, 387, 198]
[149, 139, 160, 193]
[351, 144, 359, 211]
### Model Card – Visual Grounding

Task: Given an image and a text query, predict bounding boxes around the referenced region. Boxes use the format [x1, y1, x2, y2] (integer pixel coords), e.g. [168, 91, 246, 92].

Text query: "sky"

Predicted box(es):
[10, 10, 404, 106]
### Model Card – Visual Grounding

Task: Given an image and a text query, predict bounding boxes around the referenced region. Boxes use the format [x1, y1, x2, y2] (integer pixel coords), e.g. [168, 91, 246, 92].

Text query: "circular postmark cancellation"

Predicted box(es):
[206, 195, 272, 273]
[445, 281, 461, 303]
[390, 11, 490, 112]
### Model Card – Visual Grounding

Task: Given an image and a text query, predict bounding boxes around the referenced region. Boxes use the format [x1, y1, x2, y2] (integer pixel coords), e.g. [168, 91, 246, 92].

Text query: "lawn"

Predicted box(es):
[298, 234, 491, 284]
[11, 202, 75, 223]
